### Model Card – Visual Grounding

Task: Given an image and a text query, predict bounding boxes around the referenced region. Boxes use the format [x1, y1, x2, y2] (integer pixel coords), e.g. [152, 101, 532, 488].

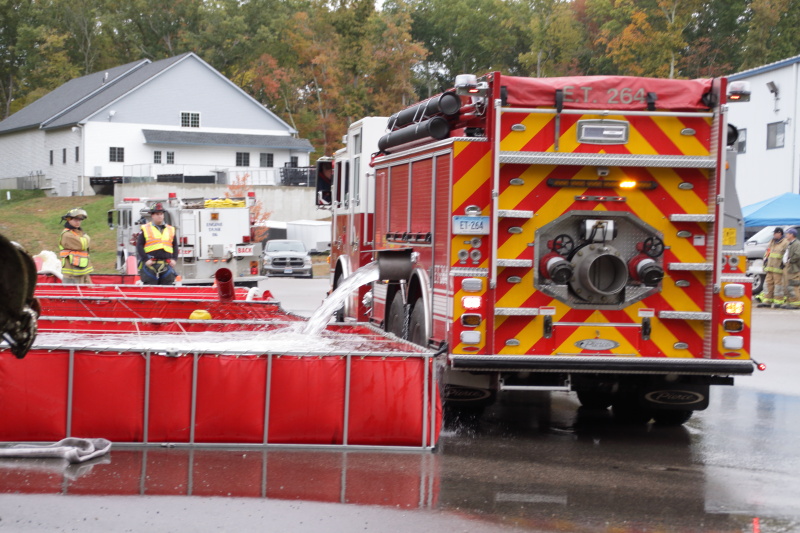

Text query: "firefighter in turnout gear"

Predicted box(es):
[136, 203, 179, 285]
[58, 208, 93, 284]
[781, 228, 800, 309]
[757, 227, 789, 307]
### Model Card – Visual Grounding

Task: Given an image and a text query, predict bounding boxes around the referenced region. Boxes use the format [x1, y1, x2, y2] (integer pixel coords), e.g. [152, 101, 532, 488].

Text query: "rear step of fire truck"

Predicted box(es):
[1, 276, 440, 449]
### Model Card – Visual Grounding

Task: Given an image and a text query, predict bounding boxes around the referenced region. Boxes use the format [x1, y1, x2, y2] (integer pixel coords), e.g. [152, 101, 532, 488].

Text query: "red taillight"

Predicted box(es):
[243, 235, 250, 243]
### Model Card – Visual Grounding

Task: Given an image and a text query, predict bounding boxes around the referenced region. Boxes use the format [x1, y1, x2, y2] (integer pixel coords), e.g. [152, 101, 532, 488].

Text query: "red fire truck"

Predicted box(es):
[319, 72, 756, 424]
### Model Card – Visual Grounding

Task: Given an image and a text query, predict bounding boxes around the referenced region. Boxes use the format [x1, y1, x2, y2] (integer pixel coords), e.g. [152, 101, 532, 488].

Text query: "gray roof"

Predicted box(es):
[142, 129, 314, 152]
[0, 52, 295, 135]
[729, 53, 800, 81]
[0, 59, 135, 133]
[0, 57, 170, 134]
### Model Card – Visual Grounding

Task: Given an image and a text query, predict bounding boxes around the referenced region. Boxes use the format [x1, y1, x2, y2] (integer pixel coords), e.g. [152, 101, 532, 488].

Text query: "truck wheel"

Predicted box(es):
[576, 391, 613, 410]
[612, 397, 653, 425]
[752, 274, 765, 295]
[443, 403, 484, 429]
[386, 296, 407, 339]
[408, 302, 427, 347]
[653, 410, 693, 426]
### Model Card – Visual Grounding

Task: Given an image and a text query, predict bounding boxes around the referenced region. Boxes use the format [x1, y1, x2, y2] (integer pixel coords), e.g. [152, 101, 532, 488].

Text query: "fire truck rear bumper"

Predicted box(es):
[449, 355, 755, 375]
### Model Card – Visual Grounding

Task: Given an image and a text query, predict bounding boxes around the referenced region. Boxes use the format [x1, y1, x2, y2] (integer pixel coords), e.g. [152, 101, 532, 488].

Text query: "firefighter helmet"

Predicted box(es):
[149, 202, 166, 214]
[62, 208, 88, 220]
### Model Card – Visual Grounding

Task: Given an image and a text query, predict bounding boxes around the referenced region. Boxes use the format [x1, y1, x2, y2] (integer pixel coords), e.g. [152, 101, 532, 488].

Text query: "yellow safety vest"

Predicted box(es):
[141, 224, 175, 254]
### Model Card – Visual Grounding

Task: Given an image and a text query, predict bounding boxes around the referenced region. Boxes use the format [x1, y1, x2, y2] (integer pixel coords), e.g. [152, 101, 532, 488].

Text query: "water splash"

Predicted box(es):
[302, 262, 379, 336]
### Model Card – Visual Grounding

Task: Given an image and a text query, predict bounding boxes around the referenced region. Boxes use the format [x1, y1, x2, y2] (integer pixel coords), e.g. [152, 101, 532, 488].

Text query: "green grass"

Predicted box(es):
[0, 191, 118, 273]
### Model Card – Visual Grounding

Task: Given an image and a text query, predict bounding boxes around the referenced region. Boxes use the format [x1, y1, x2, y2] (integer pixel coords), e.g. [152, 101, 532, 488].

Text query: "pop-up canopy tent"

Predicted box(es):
[743, 192, 800, 227]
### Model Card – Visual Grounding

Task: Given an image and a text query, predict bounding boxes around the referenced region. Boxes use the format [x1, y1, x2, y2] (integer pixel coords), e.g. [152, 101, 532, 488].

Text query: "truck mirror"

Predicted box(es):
[316, 161, 333, 207]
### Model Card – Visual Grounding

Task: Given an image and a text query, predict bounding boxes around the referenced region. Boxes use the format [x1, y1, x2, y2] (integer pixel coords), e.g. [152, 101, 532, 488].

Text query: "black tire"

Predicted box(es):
[408, 302, 427, 347]
[576, 391, 613, 410]
[443, 403, 485, 430]
[385, 295, 407, 338]
[612, 397, 653, 425]
[653, 410, 693, 426]
[752, 274, 765, 295]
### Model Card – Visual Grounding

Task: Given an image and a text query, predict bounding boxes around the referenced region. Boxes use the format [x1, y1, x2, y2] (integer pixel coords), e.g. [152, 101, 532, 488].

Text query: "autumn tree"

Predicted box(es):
[741, 0, 800, 69]
[104, 0, 204, 61]
[368, 3, 428, 113]
[409, 0, 531, 96]
[226, 174, 272, 243]
[588, 0, 701, 78]
[39, 0, 118, 75]
[682, 0, 747, 78]
[0, 0, 34, 118]
[520, 0, 587, 77]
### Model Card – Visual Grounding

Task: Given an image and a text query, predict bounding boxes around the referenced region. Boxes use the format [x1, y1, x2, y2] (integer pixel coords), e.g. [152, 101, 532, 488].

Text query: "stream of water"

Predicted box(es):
[302, 262, 379, 336]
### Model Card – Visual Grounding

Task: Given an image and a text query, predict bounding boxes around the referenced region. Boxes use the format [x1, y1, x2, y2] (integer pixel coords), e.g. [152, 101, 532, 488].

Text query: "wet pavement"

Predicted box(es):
[1, 292, 798, 532]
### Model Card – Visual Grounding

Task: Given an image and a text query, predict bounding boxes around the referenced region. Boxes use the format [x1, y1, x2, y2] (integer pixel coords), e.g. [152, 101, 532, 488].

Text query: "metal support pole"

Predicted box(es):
[66, 348, 75, 437]
[422, 355, 429, 448]
[343, 354, 352, 446]
[263, 354, 272, 445]
[189, 352, 198, 445]
[143, 351, 151, 444]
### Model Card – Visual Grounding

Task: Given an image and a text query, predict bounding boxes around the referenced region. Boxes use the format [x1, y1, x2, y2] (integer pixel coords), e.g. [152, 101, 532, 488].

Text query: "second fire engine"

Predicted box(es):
[109, 193, 266, 286]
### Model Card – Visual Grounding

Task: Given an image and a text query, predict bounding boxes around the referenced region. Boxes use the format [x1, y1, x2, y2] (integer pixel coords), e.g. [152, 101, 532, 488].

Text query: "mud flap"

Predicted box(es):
[639, 383, 710, 411]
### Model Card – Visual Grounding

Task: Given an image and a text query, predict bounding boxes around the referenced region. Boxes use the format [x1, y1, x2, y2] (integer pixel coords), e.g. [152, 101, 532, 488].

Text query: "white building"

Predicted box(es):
[0, 52, 314, 197]
[727, 55, 800, 207]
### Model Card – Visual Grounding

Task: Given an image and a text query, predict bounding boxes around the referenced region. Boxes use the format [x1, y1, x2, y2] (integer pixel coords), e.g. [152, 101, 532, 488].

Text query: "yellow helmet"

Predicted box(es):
[62, 208, 88, 220]
[189, 309, 212, 320]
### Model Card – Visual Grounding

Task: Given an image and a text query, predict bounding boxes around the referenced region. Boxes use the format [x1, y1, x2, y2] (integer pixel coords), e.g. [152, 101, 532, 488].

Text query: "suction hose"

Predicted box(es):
[215, 268, 235, 302]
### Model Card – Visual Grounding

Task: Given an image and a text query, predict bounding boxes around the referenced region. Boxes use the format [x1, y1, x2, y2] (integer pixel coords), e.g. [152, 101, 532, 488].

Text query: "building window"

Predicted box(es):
[166, 151, 174, 164]
[767, 122, 785, 149]
[736, 129, 746, 154]
[75, 146, 79, 162]
[260, 153, 273, 167]
[290, 156, 298, 167]
[62, 148, 67, 164]
[181, 112, 200, 128]
[110, 147, 125, 162]
[236, 152, 250, 167]
[154, 151, 162, 164]
[50, 150, 53, 165]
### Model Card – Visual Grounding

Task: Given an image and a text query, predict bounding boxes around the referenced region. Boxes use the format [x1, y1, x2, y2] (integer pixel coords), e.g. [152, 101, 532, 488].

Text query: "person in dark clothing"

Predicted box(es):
[136, 203, 179, 285]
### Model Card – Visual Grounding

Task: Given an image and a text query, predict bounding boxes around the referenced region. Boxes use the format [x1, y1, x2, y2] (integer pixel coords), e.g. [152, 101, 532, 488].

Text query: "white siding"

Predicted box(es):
[45, 128, 85, 196]
[728, 62, 800, 207]
[0, 129, 46, 181]
[85, 57, 289, 133]
[0, 54, 311, 197]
